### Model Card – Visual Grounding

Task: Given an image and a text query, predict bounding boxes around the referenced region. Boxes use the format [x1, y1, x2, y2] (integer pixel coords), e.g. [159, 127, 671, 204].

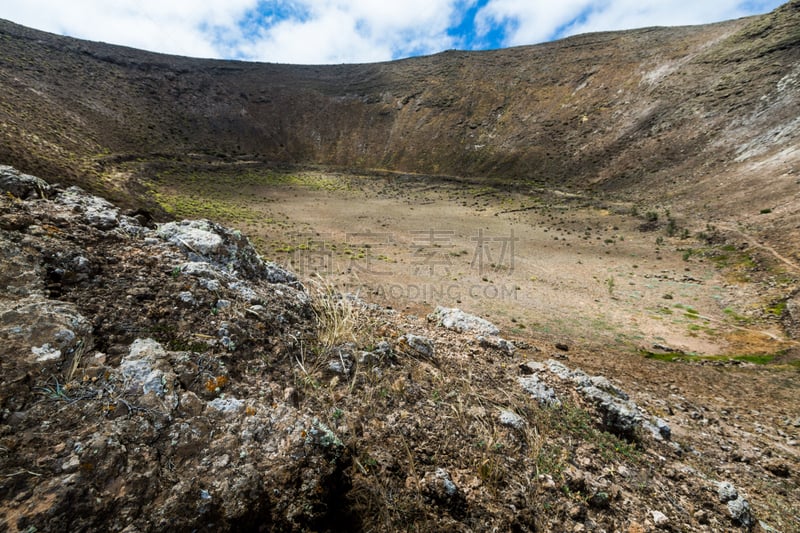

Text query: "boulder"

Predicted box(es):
[430, 306, 500, 335]
[0, 165, 51, 199]
[158, 219, 298, 284]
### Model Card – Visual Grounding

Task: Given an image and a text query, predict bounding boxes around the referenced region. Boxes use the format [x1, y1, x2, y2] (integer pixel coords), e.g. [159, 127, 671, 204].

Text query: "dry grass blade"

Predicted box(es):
[307, 275, 367, 352]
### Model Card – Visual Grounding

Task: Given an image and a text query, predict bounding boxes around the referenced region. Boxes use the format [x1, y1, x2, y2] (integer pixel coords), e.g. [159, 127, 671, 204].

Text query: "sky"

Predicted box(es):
[0, 1, 787, 64]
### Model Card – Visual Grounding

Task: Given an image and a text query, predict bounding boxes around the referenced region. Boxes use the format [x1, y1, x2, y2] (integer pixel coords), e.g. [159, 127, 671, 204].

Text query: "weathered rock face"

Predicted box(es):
[0, 168, 357, 532]
[430, 306, 500, 336]
[1, 166, 792, 532]
[0, 165, 51, 200]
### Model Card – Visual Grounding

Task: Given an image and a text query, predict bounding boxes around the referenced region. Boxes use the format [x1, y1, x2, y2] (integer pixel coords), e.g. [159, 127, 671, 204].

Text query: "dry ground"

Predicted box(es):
[142, 166, 800, 530]
[152, 167, 797, 359]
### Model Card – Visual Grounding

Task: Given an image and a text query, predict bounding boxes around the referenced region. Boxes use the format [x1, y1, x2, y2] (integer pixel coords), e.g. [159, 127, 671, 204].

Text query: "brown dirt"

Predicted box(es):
[149, 166, 797, 359]
[2, 169, 798, 532]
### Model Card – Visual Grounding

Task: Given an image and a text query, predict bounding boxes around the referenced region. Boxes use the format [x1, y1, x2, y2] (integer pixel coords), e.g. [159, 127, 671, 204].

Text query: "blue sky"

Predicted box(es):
[0, 1, 786, 64]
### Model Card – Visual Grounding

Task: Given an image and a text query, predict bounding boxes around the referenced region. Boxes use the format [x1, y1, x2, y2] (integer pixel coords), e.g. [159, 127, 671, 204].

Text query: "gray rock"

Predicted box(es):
[328, 347, 354, 375]
[423, 467, 465, 514]
[264, 261, 299, 284]
[56, 186, 120, 230]
[545, 359, 574, 380]
[588, 375, 629, 400]
[180, 261, 226, 280]
[644, 417, 672, 441]
[580, 385, 642, 439]
[498, 409, 525, 429]
[200, 278, 221, 291]
[478, 335, 516, 355]
[158, 219, 297, 283]
[727, 496, 754, 527]
[541, 359, 645, 439]
[0, 238, 45, 297]
[519, 361, 546, 374]
[430, 306, 500, 335]
[650, 510, 669, 527]
[120, 339, 167, 397]
[118, 215, 150, 237]
[208, 396, 245, 414]
[228, 281, 259, 302]
[434, 468, 458, 497]
[0, 165, 51, 199]
[374, 341, 393, 356]
[518, 375, 561, 407]
[178, 292, 196, 305]
[717, 481, 738, 503]
[0, 298, 91, 367]
[400, 334, 435, 359]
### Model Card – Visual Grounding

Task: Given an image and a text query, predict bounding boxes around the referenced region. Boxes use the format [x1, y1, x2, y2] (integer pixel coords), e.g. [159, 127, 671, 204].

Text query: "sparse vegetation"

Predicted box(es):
[3, 5, 800, 529]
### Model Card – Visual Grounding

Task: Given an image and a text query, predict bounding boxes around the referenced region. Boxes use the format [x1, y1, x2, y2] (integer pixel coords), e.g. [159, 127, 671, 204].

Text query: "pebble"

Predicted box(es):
[650, 510, 669, 527]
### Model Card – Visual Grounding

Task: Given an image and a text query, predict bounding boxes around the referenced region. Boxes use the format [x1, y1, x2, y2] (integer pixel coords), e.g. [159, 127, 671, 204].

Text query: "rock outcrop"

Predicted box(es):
[0, 168, 354, 531]
[1, 166, 791, 532]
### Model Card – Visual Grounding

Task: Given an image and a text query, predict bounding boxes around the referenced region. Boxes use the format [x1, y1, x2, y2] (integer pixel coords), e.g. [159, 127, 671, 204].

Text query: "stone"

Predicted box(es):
[56, 186, 120, 229]
[208, 396, 245, 414]
[0, 298, 92, 368]
[519, 361, 546, 374]
[644, 417, 672, 441]
[518, 375, 561, 407]
[399, 334, 435, 359]
[650, 510, 669, 527]
[717, 481, 738, 503]
[430, 306, 500, 335]
[120, 339, 168, 397]
[580, 385, 642, 439]
[587, 375, 628, 400]
[0, 165, 51, 199]
[423, 467, 465, 515]
[727, 496, 754, 527]
[478, 335, 516, 355]
[545, 359, 574, 380]
[498, 409, 525, 429]
[158, 219, 296, 283]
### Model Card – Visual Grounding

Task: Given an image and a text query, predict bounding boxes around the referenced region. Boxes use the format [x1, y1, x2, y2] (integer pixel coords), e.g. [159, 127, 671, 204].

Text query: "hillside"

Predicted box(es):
[0, 3, 798, 227]
[1, 166, 798, 532]
[1, 2, 800, 531]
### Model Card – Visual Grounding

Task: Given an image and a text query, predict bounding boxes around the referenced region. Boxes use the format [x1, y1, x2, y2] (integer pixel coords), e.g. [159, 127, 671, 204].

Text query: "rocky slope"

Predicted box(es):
[0, 3, 798, 239]
[2, 166, 798, 531]
[1, 2, 800, 531]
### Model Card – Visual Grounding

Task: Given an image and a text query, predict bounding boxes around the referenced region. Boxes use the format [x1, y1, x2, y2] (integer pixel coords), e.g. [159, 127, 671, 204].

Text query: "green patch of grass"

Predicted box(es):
[153, 190, 259, 222]
[766, 300, 787, 317]
[723, 307, 749, 323]
[683, 307, 700, 319]
[641, 349, 784, 366]
[641, 350, 686, 362]
[734, 354, 776, 364]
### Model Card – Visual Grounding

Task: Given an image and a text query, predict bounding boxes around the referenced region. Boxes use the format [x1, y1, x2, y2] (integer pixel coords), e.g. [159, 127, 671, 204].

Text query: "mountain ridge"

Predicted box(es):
[0, 2, 797, 212]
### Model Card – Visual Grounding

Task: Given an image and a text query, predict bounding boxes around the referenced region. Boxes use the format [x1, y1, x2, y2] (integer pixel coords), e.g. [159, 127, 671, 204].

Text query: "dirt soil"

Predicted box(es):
[2, 167, 799, 532]
[152, 167, 799, 359]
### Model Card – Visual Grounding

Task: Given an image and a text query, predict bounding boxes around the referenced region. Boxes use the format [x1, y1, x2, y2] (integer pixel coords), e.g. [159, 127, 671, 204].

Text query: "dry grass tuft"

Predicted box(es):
[307, 276, 369, 351]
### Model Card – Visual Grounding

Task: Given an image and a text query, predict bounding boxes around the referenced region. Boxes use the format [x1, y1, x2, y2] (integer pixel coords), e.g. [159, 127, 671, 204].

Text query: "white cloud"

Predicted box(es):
[476, 0, 784, 46]
[0, 0, 258, 57]
[235, 0, 470, 63]
[0, 0, 469, 63]
[0, 0, 785, 63]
